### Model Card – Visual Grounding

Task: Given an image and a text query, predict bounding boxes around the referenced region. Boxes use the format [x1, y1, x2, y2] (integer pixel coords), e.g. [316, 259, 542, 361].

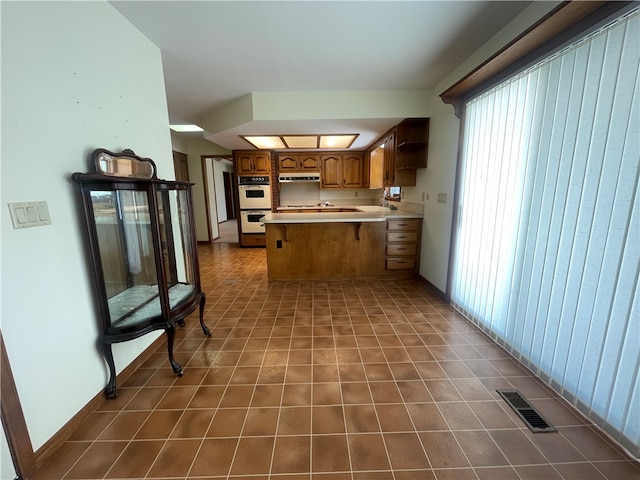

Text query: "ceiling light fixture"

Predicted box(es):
[241, 134, 358, 150]
[170, 124, 203, 132]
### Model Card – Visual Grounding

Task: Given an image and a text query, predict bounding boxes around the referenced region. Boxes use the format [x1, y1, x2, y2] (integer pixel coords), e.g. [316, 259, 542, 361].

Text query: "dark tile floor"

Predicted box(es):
[33, 243, 640, 479]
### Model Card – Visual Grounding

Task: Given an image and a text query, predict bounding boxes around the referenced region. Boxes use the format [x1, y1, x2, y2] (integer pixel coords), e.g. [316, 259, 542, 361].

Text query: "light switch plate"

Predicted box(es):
[437, 193, 448, 204]
[8, 201, 51, 229]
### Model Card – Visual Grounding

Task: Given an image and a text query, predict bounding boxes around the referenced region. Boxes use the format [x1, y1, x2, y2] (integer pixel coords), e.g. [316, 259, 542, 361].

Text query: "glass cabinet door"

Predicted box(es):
[90, 189, 161, 329]
[156, 188, 197, 311]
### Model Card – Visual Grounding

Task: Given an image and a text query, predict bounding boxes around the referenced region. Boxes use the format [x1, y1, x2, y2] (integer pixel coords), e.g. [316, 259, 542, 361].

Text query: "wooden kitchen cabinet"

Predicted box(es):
[395, 118, 429, 169]
[235, 150, 271, 175]
[320, 152, 364, 188]
[386, 219, 421, 271]
[277, 153, 320, 173]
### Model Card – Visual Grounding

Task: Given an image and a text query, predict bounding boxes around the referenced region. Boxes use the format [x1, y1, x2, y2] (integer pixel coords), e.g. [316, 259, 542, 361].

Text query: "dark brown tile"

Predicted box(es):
[424, 379, 464, 401]
[219, 384, 254, 407]
[188, 437, 238, 477]
[419, 431, 470, 468]
[375, 404, 415, 432]
[64, 441, 128, 479]
[451, 378, 493, 400]
[396, 380, 433, 403]
[384, 432, 431, 469]
[169, 408, 214, 438]
[594, 461, 640, 480]
[272, 435, 311, 474]
[98, 411, 149, 440]
[341, 382, 373, 404]
[230, 436, 275, 475]
[489, 429, 548, 465]
[206, 408, 247, 437]
[147, 438, 201, 477]
[187, 385, 225, 408]
[468, 401, 519, 429]
[453, 431, 509, 467]
[135, 409, 182, 439]
[251, 384, 284, 407]
[348, 433, 392, 471]
[242, 407, 279, 436]
[394, 471, 437, 480]
[438, 402, 483, 430]
[104, 440, 164, 478]
[312, 435, 351, 472]
[68, 411, 117, 440]
[369, 381, 404, 403]
[154, 385, 198, 410]
[474, 466, 520, 480]
[514, 465, 563, 480]
[344, 404, 381, 433]
[312, 405, 346, 434]
[433, 468, 478, 480]
[561, 426, 626, 461]
[278, 406, 312, 435]
[312, 383, 342, 405]
[30, 442, 91, 480]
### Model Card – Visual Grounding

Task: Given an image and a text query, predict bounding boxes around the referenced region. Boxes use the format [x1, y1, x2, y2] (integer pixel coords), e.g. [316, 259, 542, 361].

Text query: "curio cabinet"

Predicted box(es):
[72, 148, 210, 398]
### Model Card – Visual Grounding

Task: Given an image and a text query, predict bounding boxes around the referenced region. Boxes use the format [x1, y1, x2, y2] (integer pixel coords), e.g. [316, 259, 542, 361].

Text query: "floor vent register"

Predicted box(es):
[497, 389, 557, 433]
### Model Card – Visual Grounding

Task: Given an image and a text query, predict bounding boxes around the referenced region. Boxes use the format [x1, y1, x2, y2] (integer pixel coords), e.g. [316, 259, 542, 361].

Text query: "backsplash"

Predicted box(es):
[279, 182, 381, 207]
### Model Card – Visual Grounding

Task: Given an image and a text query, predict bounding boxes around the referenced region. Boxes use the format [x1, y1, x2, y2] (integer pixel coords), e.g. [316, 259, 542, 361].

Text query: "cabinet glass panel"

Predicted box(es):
[90, 189, 159, 328]
[157, 188, 196, 310]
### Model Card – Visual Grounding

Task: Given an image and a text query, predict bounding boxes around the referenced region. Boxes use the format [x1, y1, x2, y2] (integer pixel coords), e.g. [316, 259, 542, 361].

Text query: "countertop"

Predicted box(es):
[262, 206, 422, 224]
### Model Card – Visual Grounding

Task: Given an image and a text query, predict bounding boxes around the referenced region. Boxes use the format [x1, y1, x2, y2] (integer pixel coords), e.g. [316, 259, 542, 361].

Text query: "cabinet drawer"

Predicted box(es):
[386, 244, 417, 256]
[386, 257, 416, 270]
[387, 219, 419, 231]
[387, 232, 417, 243]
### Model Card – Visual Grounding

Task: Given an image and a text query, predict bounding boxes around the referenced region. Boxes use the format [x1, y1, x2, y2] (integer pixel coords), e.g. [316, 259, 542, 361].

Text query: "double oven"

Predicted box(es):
[238, 175, 271, 234]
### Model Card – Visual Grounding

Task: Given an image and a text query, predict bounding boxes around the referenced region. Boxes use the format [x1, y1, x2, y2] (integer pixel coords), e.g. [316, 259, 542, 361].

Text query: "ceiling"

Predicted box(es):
[111, 1, 531, 151]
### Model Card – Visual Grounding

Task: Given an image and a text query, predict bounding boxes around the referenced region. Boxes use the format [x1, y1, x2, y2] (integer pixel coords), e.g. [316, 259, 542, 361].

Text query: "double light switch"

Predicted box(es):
[8, 201, 51, 229]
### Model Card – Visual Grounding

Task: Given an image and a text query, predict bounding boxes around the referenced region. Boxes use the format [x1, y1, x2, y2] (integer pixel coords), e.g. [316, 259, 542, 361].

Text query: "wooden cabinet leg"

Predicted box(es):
[103, 343, 117, 399]
[165, 327, 183, 376]
[199, 293, 211, 337]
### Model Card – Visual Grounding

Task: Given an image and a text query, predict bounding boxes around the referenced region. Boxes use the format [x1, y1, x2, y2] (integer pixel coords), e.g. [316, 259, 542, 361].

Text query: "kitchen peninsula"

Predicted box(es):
[262, 206, 422, 280]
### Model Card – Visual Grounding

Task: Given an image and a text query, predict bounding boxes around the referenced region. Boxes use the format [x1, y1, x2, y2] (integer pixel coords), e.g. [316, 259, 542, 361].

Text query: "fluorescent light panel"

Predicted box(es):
[170, 124, 203, 132]
[242, 134, 358, 150]
[243, 136, 286, 149]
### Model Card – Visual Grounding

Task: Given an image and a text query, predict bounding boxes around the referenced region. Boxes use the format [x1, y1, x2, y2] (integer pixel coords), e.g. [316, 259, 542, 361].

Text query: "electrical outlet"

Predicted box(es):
[354, 191, 358, 197]
[437, 193, 447, 204]
[276, 240, 282, 249]
[421, 192, 425, 202]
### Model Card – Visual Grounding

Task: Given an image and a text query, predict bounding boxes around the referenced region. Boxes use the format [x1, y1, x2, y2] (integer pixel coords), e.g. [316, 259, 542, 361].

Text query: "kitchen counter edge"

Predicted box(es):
[261, 209, 422, 224]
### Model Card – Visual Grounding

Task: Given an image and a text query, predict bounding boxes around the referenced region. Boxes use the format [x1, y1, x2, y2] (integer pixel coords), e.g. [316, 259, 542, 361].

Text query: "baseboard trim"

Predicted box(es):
[417, 275, 450, 303]
[33, 334, 167, 469]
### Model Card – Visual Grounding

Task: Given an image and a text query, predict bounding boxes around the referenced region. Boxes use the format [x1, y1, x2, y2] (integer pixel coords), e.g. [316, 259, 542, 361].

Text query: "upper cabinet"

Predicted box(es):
[277, 153, 320, 173]
[395, 118, 429, 169]
[235, 151, 271, 175]
[320, 152, 365, 189]
[368, 118, 429, 188]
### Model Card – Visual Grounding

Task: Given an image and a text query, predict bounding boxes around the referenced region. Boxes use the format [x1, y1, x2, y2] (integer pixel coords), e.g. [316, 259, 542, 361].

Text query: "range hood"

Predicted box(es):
[278, 172, 320, 183]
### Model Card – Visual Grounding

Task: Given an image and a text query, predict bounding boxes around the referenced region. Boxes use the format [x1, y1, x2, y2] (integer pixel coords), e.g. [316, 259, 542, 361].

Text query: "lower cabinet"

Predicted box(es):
[385, 219, 421, 271]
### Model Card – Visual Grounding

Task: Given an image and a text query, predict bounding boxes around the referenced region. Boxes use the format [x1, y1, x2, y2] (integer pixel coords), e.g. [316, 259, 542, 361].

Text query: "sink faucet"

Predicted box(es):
[380, 194, 388, 207]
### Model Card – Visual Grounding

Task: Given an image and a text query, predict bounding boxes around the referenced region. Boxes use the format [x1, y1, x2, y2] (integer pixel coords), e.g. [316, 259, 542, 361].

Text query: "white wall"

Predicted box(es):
[1, 1, 173, 450]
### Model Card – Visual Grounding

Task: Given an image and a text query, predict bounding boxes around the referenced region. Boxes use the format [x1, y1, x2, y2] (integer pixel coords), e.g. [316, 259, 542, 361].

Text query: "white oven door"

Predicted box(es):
[238, 185, 271, 209]
[240, 210, 267, 234]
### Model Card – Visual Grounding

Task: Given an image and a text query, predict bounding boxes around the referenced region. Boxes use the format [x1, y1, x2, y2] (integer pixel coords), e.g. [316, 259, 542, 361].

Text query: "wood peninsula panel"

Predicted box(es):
[266, 222, 387, 280]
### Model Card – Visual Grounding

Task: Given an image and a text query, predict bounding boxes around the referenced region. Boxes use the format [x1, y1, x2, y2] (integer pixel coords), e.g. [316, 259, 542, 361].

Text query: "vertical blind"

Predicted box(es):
[451, 9, 639, 457]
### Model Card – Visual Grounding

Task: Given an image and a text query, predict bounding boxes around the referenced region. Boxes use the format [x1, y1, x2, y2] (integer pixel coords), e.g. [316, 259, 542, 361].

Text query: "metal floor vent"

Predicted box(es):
[497, 389, 557, 433]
